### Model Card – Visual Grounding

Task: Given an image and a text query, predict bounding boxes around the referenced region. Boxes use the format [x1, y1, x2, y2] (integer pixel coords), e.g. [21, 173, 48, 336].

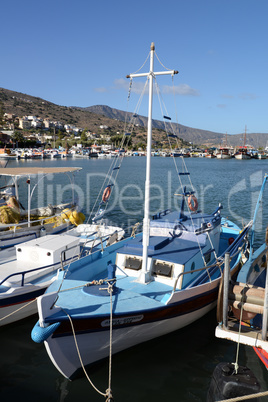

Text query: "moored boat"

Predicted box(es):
[31, 44, 252, 386]
[0, 167, 82, 248]
[0, 221, 124, 326]
[216, 147, 233, 159]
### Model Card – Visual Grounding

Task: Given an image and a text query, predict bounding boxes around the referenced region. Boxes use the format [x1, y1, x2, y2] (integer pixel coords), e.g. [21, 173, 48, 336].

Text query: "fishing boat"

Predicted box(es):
[215, 133, 233, 159]
[0, 148, 17, 160]
[215, 148, 233, 159]
[0, 221, 124, 326]
[234, 126, 252, 160]
[31, 44, 252, 385]
[0, 167, 82, 249]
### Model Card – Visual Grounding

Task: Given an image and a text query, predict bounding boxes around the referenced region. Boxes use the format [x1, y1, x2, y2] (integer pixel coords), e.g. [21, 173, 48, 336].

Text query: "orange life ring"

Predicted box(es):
[188, 195, 198, 212]
[102, 186, 111, 202]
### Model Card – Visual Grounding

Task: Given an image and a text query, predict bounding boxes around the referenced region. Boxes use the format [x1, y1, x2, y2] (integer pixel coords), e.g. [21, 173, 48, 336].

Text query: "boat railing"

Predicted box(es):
[0, 254, 80, 287]
[59, 230, 124, 270]
[173, 242, 246, 292]
[173, 262, 219, 291]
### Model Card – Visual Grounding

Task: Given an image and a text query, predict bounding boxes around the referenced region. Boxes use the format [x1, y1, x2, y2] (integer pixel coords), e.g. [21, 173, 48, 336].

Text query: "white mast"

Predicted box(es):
[127, 43, 178, 283]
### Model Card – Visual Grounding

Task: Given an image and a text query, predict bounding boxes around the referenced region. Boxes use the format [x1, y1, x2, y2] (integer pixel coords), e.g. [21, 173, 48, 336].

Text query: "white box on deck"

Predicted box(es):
[15, 234, 80, 264]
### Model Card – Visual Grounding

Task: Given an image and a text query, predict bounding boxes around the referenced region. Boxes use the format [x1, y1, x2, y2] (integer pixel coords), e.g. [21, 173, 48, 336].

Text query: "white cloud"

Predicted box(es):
[162, 84, 200, 96]
[94, 87, 108, 93]
[221, 94, 234, 99]
[114, 78, 148, 94]
[97, 79, 200, 97]
[238, 93, 257, 100]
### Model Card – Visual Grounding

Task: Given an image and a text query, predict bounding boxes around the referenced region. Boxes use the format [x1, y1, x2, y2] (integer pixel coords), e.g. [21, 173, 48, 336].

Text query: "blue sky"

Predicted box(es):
[1, 0, 267, 135]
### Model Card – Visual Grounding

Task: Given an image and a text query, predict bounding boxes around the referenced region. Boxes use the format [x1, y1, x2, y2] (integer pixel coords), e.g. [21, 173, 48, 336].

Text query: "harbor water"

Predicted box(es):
[1, 156, 268, 401]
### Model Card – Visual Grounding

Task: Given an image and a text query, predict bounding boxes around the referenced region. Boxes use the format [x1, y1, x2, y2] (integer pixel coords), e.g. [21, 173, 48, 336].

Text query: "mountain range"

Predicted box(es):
[1, 87, 268, 149]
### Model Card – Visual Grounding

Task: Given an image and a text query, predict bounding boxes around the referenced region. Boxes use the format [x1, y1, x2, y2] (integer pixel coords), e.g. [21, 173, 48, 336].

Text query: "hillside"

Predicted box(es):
[1, 87, 268, 148]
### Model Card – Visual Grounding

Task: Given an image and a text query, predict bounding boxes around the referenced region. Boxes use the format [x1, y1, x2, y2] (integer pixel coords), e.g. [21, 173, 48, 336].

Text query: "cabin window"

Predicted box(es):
[125, 257, 142, 270]
[191, 262, 195, 272]
[152, 261, 173, 278]
[205, 252, 211, 264]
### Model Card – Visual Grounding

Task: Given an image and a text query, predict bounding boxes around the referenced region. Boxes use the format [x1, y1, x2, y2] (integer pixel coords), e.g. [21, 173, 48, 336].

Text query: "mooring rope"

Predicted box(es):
[65, 310, 107, 398]
[0, 297, 37, 322]
[63, 280, 115, 401]
[218, 389, 268, 401]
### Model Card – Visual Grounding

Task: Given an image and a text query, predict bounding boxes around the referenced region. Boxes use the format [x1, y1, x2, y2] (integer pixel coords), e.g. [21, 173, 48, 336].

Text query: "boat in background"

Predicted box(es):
[0, 148, 17, 160]
[215, 133, 233, 159]
[0, 221, 124, 326]
[0, 167, 82, 249]
[234, 126, 252, 159]
[31, 43, 252, 385]
[216, 147, 233, 159]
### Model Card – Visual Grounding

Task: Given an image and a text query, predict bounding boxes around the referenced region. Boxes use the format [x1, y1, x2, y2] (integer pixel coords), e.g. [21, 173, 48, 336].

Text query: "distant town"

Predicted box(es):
[1, 106, 268, 160]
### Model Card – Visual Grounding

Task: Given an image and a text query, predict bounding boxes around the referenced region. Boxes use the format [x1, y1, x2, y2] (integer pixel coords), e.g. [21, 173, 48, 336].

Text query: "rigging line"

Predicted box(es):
[89, 78, 148, 222]
[155, 81, 208, 265]
[88, 152, 123, 222]
[155, 51, 173, 71]
[123, 78, 132, 134]
[179, 153, 218, 261]
[131, 50, 150, 75]
[154, 77, 207, 264]
[172, 75, 179, 125]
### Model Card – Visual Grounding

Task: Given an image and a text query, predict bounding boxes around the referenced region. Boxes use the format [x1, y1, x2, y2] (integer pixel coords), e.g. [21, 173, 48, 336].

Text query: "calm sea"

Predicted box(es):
[1, 156, 268, 402]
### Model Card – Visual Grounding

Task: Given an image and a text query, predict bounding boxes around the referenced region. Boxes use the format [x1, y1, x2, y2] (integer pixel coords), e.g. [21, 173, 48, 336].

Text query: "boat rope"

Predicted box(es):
[131, 222, 140, 237]
[217, 389, 268, 401]
[154, 77, 216, 267]
[0, 297, 37, 322]
[54, 221, 141, 296]
[87, 77, 148, 225]
[130, 50, 150, 75]
[233, 300, 244, 374]
[62, 280, 115, 401]
[107, 282, 114, 402]
[64, 310, 107, 399]
[155, 50, 174, 71]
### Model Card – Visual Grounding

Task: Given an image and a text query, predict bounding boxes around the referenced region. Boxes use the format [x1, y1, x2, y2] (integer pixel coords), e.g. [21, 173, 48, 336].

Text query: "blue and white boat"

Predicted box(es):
[0, 222, 124, 326]
[32, 43, 252, 382]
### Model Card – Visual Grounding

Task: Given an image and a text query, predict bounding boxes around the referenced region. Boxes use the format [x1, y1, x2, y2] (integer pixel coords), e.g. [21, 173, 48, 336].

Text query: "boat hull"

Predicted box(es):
[234, 153, 251, 160]
[0, 285, 47, 326]
[40, 290, 217, 379]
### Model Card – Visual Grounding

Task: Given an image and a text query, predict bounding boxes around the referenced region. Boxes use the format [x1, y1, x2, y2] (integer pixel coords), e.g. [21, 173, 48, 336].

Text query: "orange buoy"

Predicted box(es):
[102, 186, 111, 202]
[188, 195, 198, 212]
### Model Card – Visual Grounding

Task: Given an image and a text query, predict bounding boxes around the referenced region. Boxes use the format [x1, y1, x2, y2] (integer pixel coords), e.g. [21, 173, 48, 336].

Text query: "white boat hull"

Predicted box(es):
[43, 297, 216, 379]
[0, 284, 47, 326]
[216, 154, 231, 159]
[235, 153, 251, 160]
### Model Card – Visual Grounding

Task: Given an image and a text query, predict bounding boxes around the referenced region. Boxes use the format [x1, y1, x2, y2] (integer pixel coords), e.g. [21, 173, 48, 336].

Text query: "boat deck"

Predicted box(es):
[117, 233, 207, 265]
[48, 272, 175, 321]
